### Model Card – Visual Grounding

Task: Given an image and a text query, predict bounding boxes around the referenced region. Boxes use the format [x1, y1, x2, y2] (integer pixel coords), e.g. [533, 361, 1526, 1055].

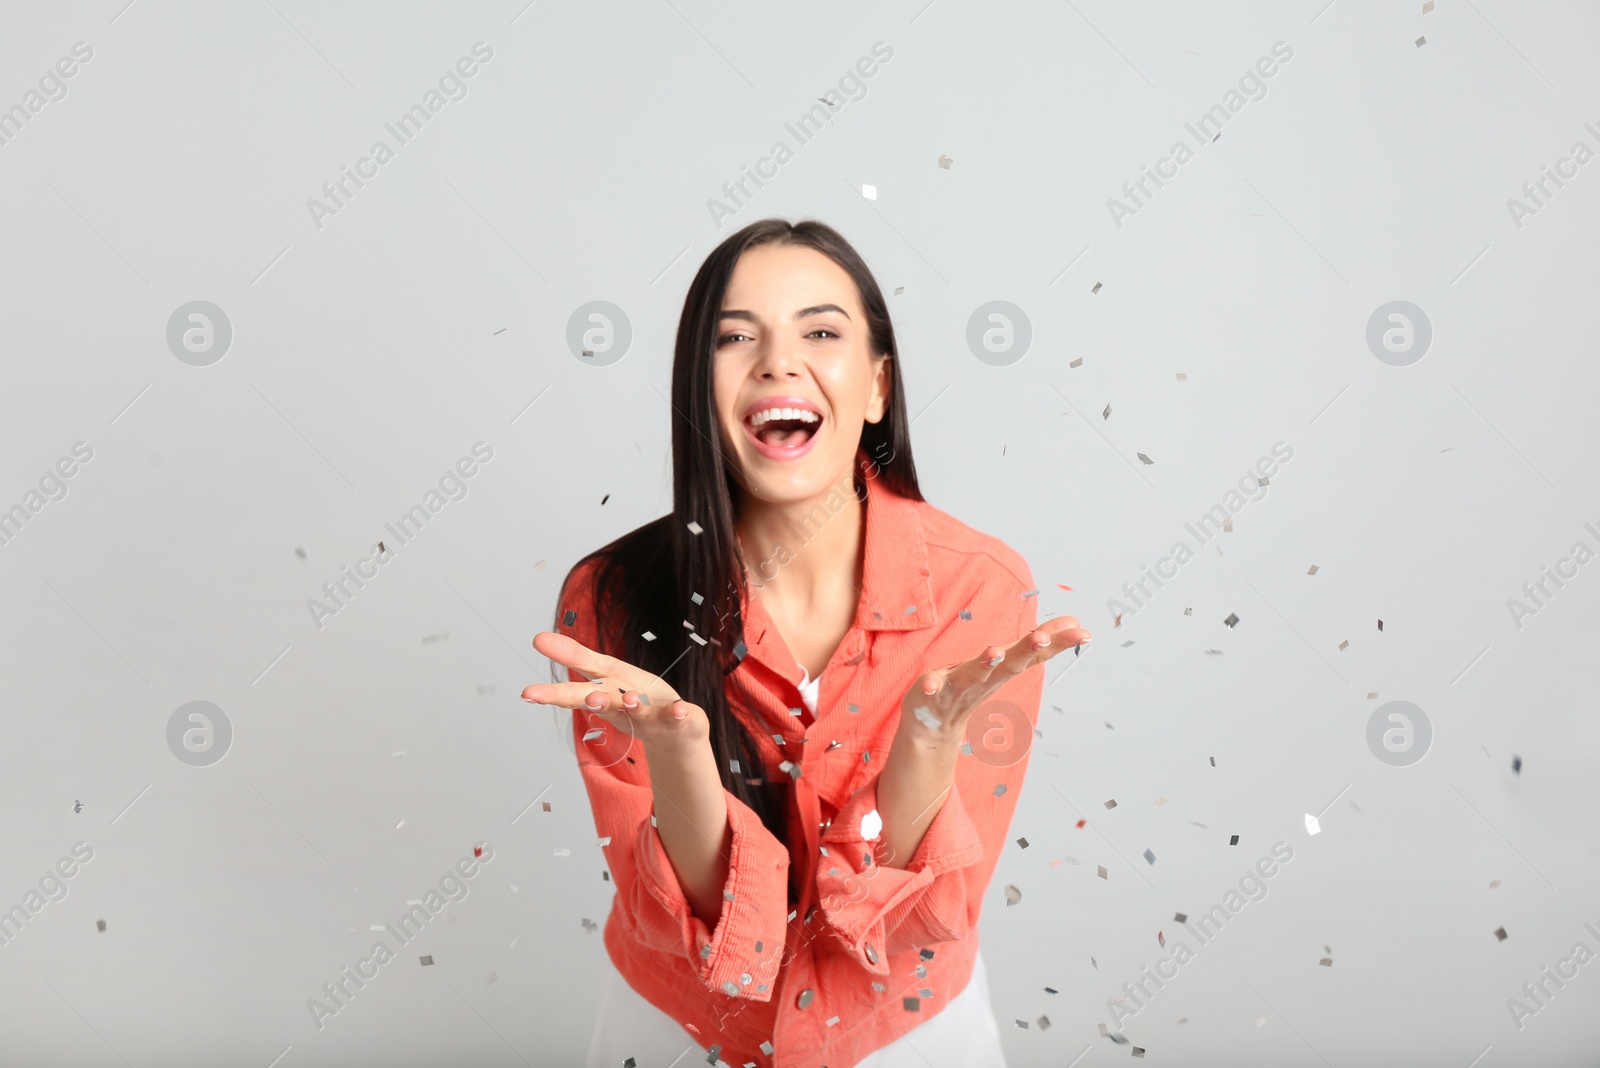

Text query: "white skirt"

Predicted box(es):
[584, 949, 1008, 1068]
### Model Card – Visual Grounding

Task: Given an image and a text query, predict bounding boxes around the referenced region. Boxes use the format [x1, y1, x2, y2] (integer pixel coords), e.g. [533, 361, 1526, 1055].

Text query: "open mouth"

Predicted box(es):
[742, 406, 825, 457]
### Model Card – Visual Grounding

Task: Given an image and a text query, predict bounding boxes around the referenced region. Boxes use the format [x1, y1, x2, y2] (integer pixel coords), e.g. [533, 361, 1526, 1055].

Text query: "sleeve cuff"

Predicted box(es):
[629, 789, 789, 1001]
[814, 777, 986, 971]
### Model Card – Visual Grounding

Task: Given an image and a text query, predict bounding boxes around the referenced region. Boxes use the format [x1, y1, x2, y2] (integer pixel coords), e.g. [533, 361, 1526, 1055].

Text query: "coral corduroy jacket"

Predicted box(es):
[559, 456, 1044, 1067]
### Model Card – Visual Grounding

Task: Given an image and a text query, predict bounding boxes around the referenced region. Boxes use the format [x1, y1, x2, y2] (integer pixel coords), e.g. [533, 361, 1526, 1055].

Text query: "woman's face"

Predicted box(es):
[713, 242, 891, 504]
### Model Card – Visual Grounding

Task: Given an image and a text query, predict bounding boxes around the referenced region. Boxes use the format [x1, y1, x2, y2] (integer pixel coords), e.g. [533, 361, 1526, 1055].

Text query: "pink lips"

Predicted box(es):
[741, 404, 823, 461]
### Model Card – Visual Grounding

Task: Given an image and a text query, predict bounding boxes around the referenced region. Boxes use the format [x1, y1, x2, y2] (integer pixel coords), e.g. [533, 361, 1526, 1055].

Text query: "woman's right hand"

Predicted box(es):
[522, 631, 712, 754]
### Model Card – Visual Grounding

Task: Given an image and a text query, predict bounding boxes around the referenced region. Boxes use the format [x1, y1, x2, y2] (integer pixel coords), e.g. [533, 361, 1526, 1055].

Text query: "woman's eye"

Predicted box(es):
[716, 332, 752, 347]
[808, 328, 839, 340]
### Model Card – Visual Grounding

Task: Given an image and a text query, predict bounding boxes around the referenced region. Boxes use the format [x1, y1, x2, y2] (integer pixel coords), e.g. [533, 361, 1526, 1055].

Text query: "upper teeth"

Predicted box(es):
[749, 407, 820, 427]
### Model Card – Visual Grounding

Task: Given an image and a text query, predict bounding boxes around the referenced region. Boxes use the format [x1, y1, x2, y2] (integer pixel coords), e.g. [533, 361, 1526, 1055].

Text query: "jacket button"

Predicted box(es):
[864, 942, 878, 964]
[796, 988, 814, 1009]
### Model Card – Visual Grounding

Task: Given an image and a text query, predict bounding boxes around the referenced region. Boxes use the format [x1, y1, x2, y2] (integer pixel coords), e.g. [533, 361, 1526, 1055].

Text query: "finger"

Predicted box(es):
[919, 644, 1007, 697]
[531, 631, 614, 684]
[1035, 616, 1093, 658]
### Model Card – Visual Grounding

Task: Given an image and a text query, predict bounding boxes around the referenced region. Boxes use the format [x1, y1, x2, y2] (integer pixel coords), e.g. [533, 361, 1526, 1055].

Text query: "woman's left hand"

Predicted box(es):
[899, 614, 1092, 737]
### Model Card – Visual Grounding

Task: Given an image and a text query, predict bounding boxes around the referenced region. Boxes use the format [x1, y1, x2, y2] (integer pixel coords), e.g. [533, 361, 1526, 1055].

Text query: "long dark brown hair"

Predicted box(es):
[551, 218, 923, 846]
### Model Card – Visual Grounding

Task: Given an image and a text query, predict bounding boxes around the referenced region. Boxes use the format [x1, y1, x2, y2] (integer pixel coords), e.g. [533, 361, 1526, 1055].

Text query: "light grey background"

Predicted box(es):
[1, 1, 1596, 1065]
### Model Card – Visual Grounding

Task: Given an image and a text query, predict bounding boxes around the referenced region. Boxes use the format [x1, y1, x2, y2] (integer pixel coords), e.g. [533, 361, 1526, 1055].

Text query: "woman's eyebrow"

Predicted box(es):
[718, 304, 853, 322]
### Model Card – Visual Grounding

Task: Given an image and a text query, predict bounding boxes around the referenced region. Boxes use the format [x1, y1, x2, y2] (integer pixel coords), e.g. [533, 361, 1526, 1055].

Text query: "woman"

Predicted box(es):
[522, 218, 1092, 1067]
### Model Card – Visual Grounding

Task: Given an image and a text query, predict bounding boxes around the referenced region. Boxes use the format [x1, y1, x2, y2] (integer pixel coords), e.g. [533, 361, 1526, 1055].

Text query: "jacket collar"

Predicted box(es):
[733, 446, 936, 685]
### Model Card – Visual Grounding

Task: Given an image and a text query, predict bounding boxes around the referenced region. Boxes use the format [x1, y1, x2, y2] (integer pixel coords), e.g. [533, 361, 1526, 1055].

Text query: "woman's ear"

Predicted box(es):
[866, 353, 893, 424]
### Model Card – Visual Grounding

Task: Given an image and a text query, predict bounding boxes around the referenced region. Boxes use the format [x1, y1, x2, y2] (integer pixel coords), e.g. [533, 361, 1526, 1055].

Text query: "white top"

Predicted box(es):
[796, 664, 822, 718]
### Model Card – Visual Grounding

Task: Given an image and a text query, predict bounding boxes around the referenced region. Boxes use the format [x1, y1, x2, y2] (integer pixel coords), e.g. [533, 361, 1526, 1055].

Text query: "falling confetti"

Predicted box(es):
[1230, 834, 1239, 845]
[419, 955, 434, 966]
[1177, 372, 1188, 381]
[1320, 957, 1332, 967]
[1209, 756, 1216, 767]
[937, 154, 953, 169]
[474, 845, 484, 858]
[1133, 1048, 1146, 1058]
[1102, 403, 1112, 420]
[1377, 619, 1384, 631]
[1174, 912, 1188, 923]
[1143, 848, 1156, 865]
[1423, 0, 1434, 10]
[1158, 930, 1165, 947]
[1105, 799, 1118, 809]
[1075, 819, 1085, 828]
[894, 286, 904, 295]
[600, 494, 609, 506]
[1070, 357, 1084, 368]
[1222, 517, 1233, 533]
[1512, 755, 1522, 774]
[1017, 837, 1030, 849]
[686, 520, 703, 535]
[73, 800, 82, 813]
[1005, 885, 1022, 906]
[1097, 865, 1108, 879]
[541, 802, 551, 812]
[1307, 564, 1319, 575]
[1495, 926, 1508, 941]
[1416, 35, 1426, 46]
[1305, 813, 1321, 835]
[861, 183, 878, 199]
[1154, 796, 1168, 807]
[96, 919, 106, 932]
[1038, 1015, 1051, 1030]
[1092, 282, 1103, 294]
[294, 546, 306, 559]
[1224, 613, 1239, 628]
[1338, 640, 1349, 651]
[1137, 452, 1154, 465]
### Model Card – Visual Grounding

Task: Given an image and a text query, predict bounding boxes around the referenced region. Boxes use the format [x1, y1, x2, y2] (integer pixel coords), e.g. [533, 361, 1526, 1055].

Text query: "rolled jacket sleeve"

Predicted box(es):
[559, 559, 790, 1001]
[813, 575, 1045, 973]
